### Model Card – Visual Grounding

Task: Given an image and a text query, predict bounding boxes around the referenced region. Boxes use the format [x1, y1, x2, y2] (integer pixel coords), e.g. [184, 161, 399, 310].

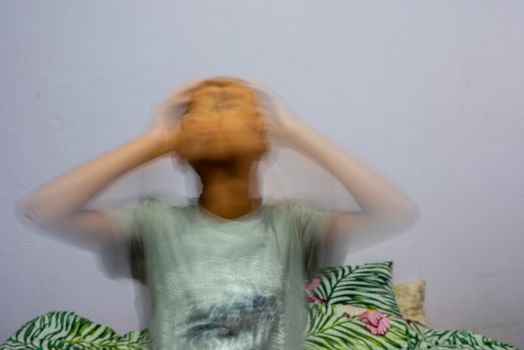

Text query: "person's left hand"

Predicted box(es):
[241, 79, 305, 149]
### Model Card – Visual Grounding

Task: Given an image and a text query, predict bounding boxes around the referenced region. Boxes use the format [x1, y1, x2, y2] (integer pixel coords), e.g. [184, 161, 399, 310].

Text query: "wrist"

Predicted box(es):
[284, 120, 312, 151]
[141, 129, 176, 160]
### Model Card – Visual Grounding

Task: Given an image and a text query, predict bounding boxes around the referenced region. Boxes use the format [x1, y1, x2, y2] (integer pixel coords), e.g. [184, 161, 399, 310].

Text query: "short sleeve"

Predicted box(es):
[99, 202, 144, 243]
[291, 199, 335, 280]
[97, 199, 152, 282]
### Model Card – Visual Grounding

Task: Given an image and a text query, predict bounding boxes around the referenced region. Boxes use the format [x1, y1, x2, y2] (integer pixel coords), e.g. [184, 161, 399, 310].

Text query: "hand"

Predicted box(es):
[146, 79, 205, 155]
[241, 79, 304, 148]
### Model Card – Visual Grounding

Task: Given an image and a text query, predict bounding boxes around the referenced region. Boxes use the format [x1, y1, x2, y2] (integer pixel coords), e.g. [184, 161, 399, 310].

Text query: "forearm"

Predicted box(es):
[18, 130, 167, 224]
[286, 121, 419, 218]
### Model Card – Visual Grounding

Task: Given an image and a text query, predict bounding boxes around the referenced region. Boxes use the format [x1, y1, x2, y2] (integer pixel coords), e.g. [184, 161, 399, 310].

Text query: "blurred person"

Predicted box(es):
[15, 76, 420, 349]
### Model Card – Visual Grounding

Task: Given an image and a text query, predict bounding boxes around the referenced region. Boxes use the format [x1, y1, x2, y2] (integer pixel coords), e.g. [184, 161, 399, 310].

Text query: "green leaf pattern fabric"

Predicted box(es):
[1, 260, 519, 350]
[406, 322, 519, 350]
[2, 309, 518, 349]
[305, 304, 409, 350]
[312, 261, 403, 318]
[0, 311, 151, 350]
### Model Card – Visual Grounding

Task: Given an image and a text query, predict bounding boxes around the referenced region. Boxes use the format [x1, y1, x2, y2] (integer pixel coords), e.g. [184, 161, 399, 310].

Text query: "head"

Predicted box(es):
[173, 77, 270, 176]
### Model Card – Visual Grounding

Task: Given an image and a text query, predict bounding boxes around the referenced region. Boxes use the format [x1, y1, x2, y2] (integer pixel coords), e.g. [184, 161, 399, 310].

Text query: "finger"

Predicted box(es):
[239, 79, 271, 97]
[255, 102, 278, 120]
[239, 78, 267, 91]
[159, 80, 207, 115]
[242, 80, 279, 101]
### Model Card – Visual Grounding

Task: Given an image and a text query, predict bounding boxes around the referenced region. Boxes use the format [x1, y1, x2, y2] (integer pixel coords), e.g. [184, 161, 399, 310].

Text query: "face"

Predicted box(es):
[175, 81, 269, 166]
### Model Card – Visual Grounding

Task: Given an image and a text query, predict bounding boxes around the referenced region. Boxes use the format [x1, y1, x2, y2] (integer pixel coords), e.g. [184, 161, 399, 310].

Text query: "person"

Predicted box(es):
[15, 76, 420, 349]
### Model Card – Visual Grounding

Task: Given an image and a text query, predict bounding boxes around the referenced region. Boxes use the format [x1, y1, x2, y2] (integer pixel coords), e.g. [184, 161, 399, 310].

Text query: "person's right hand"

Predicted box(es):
[147, 79, 205, 156]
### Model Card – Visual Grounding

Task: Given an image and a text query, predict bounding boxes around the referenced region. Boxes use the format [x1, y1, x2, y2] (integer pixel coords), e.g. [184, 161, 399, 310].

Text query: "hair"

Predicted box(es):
[183, 76, 260, 115]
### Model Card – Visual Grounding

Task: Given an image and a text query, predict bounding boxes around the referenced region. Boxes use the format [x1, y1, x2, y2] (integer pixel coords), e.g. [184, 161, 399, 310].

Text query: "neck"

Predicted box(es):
[196, 159, 261, 220]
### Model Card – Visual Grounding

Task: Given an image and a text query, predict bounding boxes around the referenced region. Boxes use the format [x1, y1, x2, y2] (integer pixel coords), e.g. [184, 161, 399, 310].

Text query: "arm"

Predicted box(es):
[285, 120, 420, 225]
[17, 130, 168, 226]
[14, 130, 171, 249]
[247, 81, 420, 253]
[14, 81, 201, 249]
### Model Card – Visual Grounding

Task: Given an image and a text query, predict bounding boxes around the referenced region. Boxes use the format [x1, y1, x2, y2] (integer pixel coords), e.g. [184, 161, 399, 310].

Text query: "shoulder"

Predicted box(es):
[139, 196, 190, 209]
[129, 196, 193, 222]
[143, 196, 197, 221]
[263, 197, 324, 220]
[266, 197, 322, 209]
[264, 197, 311, 207]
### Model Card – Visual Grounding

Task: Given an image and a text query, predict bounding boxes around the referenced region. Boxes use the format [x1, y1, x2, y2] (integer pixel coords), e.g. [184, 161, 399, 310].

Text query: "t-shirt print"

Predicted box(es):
[153, 255, 287, 349]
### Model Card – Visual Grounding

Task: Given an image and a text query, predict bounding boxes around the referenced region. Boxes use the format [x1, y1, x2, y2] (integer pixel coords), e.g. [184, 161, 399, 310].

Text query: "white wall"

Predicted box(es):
[1, 0, 523, 348]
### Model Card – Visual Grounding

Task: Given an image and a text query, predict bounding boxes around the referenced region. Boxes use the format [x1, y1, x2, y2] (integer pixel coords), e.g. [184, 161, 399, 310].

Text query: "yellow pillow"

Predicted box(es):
[393, 280, 431, 328]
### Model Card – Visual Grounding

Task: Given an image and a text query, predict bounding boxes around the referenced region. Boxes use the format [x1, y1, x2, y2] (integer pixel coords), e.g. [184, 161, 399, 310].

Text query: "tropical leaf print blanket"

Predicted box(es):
[0, 309, 518, 350]
[1, 262, 518, 349]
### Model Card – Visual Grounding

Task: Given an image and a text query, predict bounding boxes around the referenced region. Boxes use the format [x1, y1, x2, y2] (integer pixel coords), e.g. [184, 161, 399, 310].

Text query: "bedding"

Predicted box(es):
[304, 261, 403, 318]
[303, 261, 517, 349]
[1, 261, 519, 350]
[393, 280, 431, 328]
[0, 309, 518, 350]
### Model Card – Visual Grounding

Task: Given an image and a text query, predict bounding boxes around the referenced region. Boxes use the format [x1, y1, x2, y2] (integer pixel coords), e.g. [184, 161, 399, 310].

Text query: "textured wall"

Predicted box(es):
[1, 0, 523, 348]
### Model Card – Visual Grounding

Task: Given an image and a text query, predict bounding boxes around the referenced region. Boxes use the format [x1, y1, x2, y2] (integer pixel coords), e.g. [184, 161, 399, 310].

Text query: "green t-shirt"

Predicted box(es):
[100, 197, 334, 350]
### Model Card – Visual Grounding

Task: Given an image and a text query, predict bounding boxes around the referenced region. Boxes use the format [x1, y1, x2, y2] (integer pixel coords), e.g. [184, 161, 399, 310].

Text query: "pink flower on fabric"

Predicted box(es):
[304, 294, 326, 304]
[304, 277, 325, 303]
[305, 277, 322, 291]
[358, 311, 391, 336]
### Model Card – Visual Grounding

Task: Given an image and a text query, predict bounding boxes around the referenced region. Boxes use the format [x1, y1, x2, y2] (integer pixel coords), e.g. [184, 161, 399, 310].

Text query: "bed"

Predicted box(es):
[0, 261, 519, 349]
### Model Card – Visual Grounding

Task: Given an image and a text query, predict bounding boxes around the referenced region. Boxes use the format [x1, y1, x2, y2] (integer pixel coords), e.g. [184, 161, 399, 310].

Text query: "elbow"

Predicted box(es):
[13, 199, 51, 229]
[14, 199, 37, 225]
[392, 205, 421, 229]
[375, 204, 421, 230]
